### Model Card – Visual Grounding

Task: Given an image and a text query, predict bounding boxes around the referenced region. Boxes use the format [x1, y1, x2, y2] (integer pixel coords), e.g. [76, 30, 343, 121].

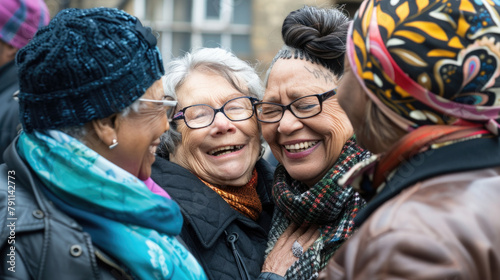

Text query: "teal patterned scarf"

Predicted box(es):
[265, 137, 369, 280]
[17, 130, 206, 280]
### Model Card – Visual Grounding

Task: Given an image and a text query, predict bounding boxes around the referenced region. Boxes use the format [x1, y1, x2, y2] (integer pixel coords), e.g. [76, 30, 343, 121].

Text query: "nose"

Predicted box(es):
[277, 110, 303, 135]
[211, 111, 236, 135]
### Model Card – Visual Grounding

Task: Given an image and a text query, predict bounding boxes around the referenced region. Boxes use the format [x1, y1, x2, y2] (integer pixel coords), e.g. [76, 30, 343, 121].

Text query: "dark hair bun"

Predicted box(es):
[281, 6, 350, 74]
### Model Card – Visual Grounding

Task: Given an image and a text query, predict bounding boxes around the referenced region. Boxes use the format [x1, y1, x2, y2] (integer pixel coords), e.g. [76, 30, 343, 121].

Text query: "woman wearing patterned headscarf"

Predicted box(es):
[325, 0, 500, 278]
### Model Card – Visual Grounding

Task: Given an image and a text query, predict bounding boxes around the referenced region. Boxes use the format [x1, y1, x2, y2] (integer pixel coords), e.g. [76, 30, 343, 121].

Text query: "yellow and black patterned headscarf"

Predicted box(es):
[348, 0, 500, 134]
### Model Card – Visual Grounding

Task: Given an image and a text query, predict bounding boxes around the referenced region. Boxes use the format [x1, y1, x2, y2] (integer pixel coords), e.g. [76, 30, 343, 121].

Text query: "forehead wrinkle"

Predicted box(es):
[178, 88, 248, 109]
[265, 81, 327, 104]
[265, 59, 336, 104]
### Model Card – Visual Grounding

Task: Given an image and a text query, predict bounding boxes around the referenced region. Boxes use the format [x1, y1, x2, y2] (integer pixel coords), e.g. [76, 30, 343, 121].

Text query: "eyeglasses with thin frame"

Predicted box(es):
[172, 96, 258, 129]
[139, 96, 178, 121]
[254, 89, 336, 123]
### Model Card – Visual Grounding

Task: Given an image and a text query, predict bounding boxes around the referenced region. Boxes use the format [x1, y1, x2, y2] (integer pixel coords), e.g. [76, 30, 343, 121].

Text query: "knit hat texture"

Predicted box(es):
[0, 0, 50, 49]
[16, 7, 165, 132]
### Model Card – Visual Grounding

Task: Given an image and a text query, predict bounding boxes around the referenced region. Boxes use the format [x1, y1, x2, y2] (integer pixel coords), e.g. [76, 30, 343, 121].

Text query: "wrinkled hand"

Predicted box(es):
[261, 222, 320, 276]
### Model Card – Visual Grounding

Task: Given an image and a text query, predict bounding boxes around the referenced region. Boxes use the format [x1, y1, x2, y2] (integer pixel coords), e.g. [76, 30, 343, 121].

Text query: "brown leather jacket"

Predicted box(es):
[325, 167, 500, 279]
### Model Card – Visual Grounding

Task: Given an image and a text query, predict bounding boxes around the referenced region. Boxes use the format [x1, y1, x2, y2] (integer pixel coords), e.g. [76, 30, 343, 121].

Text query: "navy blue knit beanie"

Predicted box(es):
[16, 7, 165, 132]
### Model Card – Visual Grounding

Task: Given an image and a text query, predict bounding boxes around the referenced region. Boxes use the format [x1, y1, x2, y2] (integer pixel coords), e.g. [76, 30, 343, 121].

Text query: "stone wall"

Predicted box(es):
[42, 0, 362, 78]
[252, 0, 337, 76]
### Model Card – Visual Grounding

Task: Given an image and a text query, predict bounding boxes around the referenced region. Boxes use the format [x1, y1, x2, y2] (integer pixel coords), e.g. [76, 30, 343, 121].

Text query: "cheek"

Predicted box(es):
[260, 123, 283, 162]
[240, 119, 261, 152]
[180, 129, 200, 152]
[174, 124, 201, 158]
[244, 118, 260, 137]
[136, 113, 168, 139]
[261, 123, 277, 146]
[338, 76, 366, 129]
[321, 102, 354, 145]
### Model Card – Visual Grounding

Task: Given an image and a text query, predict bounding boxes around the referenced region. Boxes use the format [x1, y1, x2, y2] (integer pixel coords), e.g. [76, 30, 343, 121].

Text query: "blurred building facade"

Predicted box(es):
[44, 0, 361, 76]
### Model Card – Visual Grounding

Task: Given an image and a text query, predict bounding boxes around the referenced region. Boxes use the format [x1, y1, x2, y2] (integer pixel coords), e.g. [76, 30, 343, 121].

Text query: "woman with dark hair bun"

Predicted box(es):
[257, 5, 370, 280]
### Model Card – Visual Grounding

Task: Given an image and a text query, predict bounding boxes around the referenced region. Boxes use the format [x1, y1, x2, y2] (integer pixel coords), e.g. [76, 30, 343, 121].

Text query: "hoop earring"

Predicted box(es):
[109, 138, 119, 150]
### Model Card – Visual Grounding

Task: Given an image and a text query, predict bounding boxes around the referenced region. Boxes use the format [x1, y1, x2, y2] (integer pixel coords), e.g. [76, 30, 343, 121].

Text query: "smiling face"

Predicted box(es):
[262, 58, 354, 187]
[170, 69, 261, 186]
[102, 79, 170, 180]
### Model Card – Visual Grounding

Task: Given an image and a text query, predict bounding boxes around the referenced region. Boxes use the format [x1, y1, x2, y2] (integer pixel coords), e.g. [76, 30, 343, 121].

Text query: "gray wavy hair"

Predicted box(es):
[158, 47, 264, 158]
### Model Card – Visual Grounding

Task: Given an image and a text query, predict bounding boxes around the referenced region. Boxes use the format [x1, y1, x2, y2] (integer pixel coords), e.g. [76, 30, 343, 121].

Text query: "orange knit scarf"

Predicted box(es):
[198, 169, 262, 221]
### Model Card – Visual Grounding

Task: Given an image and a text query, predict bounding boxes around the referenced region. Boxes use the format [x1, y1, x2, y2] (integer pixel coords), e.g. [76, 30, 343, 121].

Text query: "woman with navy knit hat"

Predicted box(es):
[0, 7, 206, 280]
[325, 0, 500, 278]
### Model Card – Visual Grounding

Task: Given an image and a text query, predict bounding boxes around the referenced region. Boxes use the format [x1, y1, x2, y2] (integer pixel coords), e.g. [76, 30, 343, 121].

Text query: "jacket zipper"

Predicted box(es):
[94, 249, 133, 280]
[225, 231, 250, 280]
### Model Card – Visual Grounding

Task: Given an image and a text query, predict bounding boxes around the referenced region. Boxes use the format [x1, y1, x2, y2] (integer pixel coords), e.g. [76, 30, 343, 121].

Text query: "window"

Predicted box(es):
[231, 34, 250, 56]
[232, 0, 251, 24]
[205, 0, 221, 19]
[145, 0, 164, 21]
[172, 32, 191, 57]
[136, 0, 253, 63]
[174, 0, 192, 22]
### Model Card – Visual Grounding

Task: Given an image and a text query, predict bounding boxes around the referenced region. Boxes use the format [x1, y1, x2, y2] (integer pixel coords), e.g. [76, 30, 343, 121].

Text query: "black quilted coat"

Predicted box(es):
[151, 157, 281, 280]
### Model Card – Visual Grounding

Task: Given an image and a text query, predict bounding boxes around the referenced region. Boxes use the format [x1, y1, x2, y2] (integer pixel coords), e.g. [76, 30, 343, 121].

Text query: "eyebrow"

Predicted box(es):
[263, 91, 308, 103]
[182, 92, 248, 107]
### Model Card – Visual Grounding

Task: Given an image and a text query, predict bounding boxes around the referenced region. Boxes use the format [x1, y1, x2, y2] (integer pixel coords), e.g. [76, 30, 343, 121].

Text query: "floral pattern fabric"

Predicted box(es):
[348, 0, 500, 134]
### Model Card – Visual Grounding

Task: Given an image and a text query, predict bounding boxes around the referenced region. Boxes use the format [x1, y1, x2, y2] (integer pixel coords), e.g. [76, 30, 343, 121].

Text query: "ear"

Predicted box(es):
[4, 44, 17, 60]
[86, 115, 118, 150]
[0, 41, 18, 67]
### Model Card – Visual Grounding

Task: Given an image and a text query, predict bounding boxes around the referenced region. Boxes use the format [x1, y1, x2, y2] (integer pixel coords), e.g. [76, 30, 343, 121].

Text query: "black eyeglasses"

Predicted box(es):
[254, 89, 336, 123]
[172, 96, 258, 129]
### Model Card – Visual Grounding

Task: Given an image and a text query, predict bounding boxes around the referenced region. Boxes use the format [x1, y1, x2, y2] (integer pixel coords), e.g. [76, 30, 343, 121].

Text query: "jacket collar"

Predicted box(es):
[151, 156, 274, 249]
[3, 137, 84, 232]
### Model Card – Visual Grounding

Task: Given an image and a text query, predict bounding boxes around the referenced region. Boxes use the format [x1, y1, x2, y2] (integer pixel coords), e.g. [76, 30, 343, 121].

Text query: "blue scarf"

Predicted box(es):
[17, 130, 206, 280]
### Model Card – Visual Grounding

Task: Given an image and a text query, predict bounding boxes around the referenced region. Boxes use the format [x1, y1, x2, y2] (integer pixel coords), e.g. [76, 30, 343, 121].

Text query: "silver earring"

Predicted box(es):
[109, 138, 118, 149]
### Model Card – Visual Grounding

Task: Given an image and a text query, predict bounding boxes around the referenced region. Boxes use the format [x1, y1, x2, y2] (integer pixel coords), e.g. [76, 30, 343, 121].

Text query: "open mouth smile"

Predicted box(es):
[208, 145, 244, 156]
[284, 141, 319, 153]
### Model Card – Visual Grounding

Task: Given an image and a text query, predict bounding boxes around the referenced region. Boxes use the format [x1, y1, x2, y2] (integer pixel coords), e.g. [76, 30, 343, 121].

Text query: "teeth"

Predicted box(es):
[284, 141, 318, 153]
[208, 145, 243, 156]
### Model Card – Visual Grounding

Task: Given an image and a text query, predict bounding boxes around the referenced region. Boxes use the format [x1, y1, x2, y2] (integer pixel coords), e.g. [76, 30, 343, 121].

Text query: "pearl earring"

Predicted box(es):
[109, 138, 119, 149]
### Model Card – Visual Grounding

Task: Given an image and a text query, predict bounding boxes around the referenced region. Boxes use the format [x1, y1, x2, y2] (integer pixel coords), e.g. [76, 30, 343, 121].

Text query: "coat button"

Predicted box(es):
[70, 245, 83, 257]
[32, 209, 44, 219]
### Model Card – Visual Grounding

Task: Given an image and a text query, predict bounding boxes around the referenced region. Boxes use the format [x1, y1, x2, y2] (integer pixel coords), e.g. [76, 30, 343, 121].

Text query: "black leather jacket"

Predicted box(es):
[151, 157, 284, 280]
[0, 139, 132, 279]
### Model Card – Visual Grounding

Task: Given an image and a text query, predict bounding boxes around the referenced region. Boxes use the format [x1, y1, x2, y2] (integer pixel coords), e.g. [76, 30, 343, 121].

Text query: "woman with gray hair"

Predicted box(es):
[151, 47, 317, 280]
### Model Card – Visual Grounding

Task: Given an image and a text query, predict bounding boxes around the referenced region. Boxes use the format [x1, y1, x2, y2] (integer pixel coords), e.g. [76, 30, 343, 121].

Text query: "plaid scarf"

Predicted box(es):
[265, 137, 369, 279]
